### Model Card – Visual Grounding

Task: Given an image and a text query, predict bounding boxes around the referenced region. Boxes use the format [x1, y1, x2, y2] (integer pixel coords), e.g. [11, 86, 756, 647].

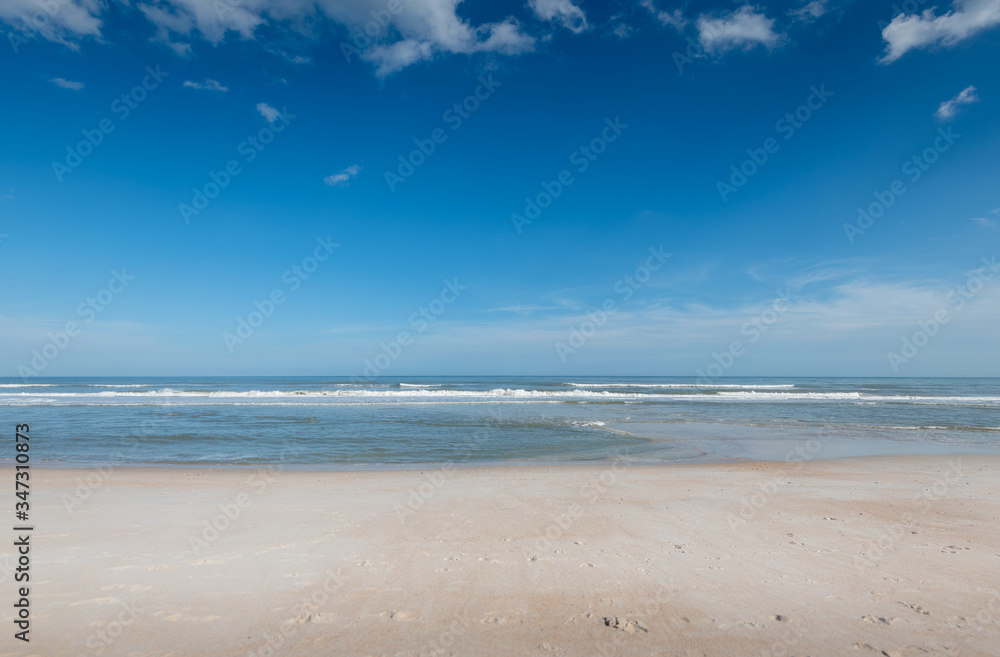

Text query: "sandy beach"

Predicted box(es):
[6, 454, 1000, 656]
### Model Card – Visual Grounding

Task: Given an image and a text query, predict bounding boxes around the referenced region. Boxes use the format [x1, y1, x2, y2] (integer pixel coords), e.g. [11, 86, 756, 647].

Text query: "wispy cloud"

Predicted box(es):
[790, 0, 832, 22]
[51, 77, 84, 90]
[641, 0, 688, 30]
[183, 78, 228, 92]
[486, 304, 564, 314]
[324, 164, 361, 186]
[935, 85, 980, 120]
[343, 273, 1000, 375]
[880, 0, 1000, 64]
[256, 102, 280, 122]
[132, 0, 533, 78]
[609, 20, 635, 39]
[0, 0, 101, 49]
[3, 0, 543, 77]
[268, 49, 312, 64]
[528, 0, 588, 33]
[970, 216, 998, 229]
[696, 6, 783, 55]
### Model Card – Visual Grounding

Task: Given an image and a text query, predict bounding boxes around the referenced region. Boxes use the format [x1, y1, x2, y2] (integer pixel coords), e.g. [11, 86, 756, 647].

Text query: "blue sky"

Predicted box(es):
[1, 0, 998, 377]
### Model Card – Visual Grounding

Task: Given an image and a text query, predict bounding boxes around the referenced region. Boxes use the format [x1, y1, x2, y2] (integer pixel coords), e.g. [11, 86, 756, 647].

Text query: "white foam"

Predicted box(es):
[2, 388, 997, 405]
[0, 387, 652, 399]
[711, 391, 1000, 403]
[566, 383, 796, 389]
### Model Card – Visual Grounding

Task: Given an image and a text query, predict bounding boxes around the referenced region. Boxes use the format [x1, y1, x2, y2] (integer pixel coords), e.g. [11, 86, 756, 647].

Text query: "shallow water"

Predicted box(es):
[1, 376, 998, 466]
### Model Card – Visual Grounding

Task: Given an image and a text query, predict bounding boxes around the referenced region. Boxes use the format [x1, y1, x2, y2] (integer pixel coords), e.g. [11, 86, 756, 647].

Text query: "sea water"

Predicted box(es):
[1, 376, 998, 466]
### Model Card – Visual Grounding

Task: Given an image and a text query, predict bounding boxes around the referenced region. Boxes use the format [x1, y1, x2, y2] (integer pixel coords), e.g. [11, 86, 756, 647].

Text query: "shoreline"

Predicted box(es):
[10, 453, 1000, 656]
[6, 447, 998, 472]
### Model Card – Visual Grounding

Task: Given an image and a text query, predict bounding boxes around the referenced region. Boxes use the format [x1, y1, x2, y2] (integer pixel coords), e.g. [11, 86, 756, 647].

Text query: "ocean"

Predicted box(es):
[1, 376, 998, 467]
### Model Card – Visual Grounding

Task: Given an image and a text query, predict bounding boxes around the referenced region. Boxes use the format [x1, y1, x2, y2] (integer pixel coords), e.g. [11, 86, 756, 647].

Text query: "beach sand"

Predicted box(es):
[6, 454, 1000, 656]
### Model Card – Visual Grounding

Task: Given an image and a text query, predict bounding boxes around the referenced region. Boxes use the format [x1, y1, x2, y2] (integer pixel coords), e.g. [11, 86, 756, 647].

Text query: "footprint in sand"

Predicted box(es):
[861, 615, 901, 625]
[291, 612, 329, 624]
[479, 614, 509, 625]
[898, 602, 930, 615]
[602, 616, 649, 634]
[381, 611, 415, 621]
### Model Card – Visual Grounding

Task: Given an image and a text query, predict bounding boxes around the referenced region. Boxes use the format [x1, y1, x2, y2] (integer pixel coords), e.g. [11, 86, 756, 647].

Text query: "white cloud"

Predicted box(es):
[934, 85, 980, 119]
[138, 0, 263, 51]
[363, 15, 533, 76]
[139, 0, 534, 77]
[324, 164, 362, 186]
[362, 38, 436, 76]
[344, 274, 1000, 375]
[1, 0, 536, 77]
[0, 0, 102, 49]
[486, 304, 563, 314]
[51, 77, 84, 90]
[256, 102, 280, 122]
[880, 0, 1000, 63]
[528, 0, 588, 34]
[696, 6, 783, 54]
[609, 21, 635, 39]
[790, 0, 831, 22]
[640, 0, 688, 30]
[970, 216, 997, 229]
[268, 49, 312, 64]
[183, 78, 229, 91]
